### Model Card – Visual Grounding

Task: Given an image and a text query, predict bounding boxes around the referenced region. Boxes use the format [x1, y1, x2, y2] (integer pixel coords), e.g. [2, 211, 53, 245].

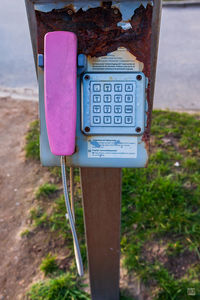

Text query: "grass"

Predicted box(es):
[20, 229, 31, 238]
[30, 206, 49, 228]
[121, 111, 200, 299]
[40, 254, 59, 276]
[25, 120, 40, 160]
[35, 183, 58, 199]
[27, 273, 90, 300]
[26, 110, 200, 299]
[30, 187, 87, 266]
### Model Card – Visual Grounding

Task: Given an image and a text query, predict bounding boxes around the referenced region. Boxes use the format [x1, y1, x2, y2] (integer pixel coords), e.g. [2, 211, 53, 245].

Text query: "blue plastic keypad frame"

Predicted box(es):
[82, 73, 146, 135]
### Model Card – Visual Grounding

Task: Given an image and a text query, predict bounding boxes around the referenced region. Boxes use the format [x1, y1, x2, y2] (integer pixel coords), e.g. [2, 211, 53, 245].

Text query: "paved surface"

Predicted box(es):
[0, 1, 200, 111]
[163, 0, 200, 7]
[154, 7, 200, 111]
[0, 0, 37, 88]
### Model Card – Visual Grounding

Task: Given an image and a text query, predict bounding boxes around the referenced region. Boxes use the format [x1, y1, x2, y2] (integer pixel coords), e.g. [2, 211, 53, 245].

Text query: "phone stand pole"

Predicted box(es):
[81, 168, 121, 300]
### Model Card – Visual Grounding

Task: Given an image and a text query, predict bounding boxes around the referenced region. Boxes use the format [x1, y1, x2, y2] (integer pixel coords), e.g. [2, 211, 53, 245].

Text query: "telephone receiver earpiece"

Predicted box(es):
[44, 31, 84, 277]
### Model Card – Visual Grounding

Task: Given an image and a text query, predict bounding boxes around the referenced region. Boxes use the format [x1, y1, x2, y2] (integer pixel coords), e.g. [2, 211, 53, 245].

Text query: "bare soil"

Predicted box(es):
[0, 98, 49, 299]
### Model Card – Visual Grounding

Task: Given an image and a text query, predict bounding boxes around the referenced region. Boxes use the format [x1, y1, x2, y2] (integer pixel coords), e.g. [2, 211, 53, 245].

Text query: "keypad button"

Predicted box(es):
[114, 84, 122, 92]
[114, 95, 122, 103]
[125, 95, 133, 103]
[104, 84, 112, 92]
[93, 95, 101, 103]
[93, 84, 101, 92]
[125, 116, 133, 124]
[114, 116, 122, 124]
[93, 105, 101, 113]
[125, 105, 133, 113]
[93, 116, 101, 124]
[104, 116, 111, 124]
[114, 105, 122, 113]
[104, 95, 111, 103]
[104, 105, 111, 113]
[125, 84, 133, 92]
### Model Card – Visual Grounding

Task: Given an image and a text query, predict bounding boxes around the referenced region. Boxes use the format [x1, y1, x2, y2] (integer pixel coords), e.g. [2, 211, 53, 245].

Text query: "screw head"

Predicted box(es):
[114, 9, 119, 15]
[84, 75, 90, 80]
[67, 9, 73, 15]
[136, 75, 142, 81]
[84, 126, 90, 133]
[136, 127, 141, 133]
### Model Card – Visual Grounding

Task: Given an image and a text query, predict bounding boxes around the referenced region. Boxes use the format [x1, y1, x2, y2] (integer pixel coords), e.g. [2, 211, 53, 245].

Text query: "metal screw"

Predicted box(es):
[136, 75, 142, 81]
[114, 9, 119, 15]
[67, 9, 73, 15]
[136, 127, 141, 133]
[85, 127, 90, 133]
[84, 75, 90, 80]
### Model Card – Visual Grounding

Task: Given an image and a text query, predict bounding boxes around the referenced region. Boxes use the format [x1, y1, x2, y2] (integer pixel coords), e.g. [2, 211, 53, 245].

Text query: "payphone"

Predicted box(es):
[25, 0, 162, 169]
[42, 32, 147, 167]
[25, 0, 162, 298]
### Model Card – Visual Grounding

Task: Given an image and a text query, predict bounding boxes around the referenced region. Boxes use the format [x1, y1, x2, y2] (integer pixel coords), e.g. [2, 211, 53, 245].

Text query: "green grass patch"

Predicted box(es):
[25, 120, 40, 160]
[121, 111, 200, 299]
[30, 207, 49, 228]
[40, 254, 59, 276]
[30, 192, 87, 266]
[120, 291, 136, 300]
[48, 194, 87, 266]
[20, 229, 31, 238]
[27, 273, 90, 300]
[49, 167, 62, 182]
[35, 183, 58, 199]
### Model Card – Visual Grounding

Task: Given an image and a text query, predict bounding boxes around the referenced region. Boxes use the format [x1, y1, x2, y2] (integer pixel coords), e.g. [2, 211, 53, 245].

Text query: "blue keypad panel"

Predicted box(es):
[91, 81, 136, 127]
[82, 73, 146, 135]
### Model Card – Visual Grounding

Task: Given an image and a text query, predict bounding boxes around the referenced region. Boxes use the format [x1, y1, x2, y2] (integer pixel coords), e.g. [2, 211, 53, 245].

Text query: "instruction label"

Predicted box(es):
[88, 136, 137, 159]
[88, 47, 143, 73]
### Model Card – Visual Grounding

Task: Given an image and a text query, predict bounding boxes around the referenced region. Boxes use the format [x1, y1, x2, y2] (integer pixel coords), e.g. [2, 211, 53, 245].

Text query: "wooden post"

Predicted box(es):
[80, 168, 121, 300]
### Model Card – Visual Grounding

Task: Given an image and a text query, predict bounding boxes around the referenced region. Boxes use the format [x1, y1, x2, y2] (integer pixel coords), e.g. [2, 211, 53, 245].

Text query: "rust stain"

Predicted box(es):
[35, 2, 153, 147]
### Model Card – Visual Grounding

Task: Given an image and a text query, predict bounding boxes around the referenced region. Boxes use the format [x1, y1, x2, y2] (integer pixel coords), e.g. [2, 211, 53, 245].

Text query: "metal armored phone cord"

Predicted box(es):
[70, 167, 75, 220]
[61, 156, 84, 277]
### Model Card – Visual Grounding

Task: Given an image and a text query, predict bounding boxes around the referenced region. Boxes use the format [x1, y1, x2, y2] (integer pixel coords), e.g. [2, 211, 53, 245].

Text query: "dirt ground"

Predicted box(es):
[0, 97, 47, 299]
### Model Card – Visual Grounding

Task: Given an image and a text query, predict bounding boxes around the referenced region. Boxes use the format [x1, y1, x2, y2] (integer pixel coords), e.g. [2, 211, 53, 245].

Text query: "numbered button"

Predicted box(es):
[93, 116, 101, 124]
[114, 84, 122, 92]
[104, 84, 112, 92]
[93, 84, 101, 92]
[93, 105, 101, 113]
[125, 105, 133, 113]
[104, 116, 111, 124]
[125, 95, 133, 103]
[114, 105, 122, 113]
[93, 95, 101, 103]
[125, 116, 133, 124]
[125, 84, 133, 92]
[104, 105, 111, 113]
[104, 95, 111, 103]
[114, 95, 122, 103]
[114, 116, 122, 124]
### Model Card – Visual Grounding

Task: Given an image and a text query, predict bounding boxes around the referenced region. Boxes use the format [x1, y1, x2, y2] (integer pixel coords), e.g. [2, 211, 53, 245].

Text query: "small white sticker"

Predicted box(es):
[88, 136, 137, 159]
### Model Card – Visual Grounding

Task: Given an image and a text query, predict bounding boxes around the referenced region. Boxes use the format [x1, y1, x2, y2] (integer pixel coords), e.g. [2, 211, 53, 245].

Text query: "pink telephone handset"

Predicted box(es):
[44, 31, 83, 276]
[44, 31, 77, 156]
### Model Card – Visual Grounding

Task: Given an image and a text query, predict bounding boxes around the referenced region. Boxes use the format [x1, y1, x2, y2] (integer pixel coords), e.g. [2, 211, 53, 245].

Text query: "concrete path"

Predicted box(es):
[0, 0, 37, 88]
[0, 1, 199, 111]
[154, 7, 200, 111]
